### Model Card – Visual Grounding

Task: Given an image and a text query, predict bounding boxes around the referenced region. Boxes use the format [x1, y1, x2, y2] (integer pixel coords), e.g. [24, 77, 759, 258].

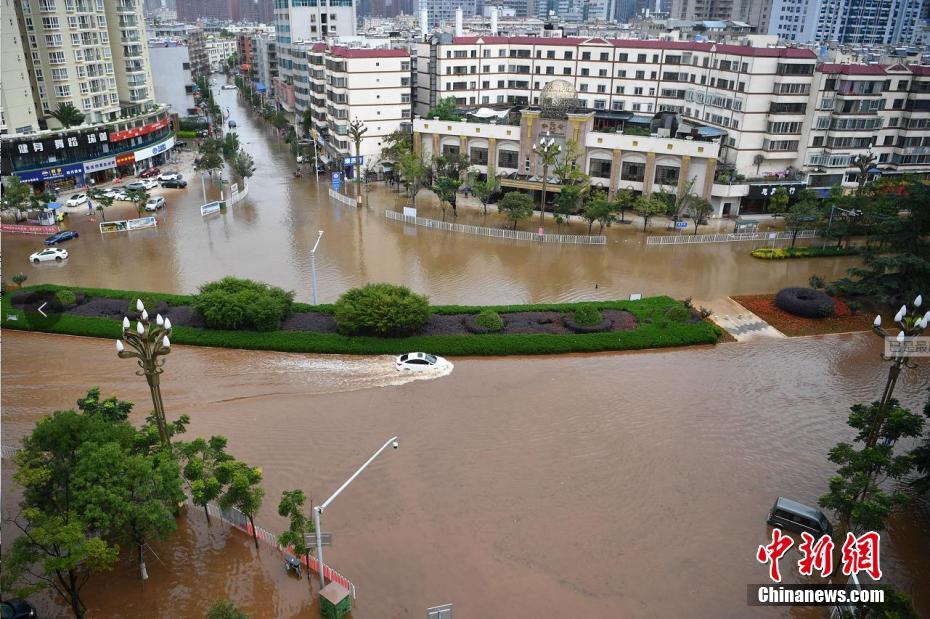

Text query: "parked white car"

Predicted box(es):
[144, 196, 166, 211]
[157, 172, 182, 182]
[221, 84, 237, 90]
[65, 193, 88, 207]
[395, 352, 451, 371]
[30, 247, 69, 263]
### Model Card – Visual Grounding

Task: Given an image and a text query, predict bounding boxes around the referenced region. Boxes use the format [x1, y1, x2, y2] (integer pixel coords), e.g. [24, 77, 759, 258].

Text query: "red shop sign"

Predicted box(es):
[109, 118, 170, 142]
[116, 152, 136, 166]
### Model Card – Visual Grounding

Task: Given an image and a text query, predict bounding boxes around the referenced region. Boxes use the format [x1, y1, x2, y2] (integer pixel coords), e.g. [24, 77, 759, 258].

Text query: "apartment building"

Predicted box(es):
[418, 0, 478, 27]
[206, 36, 238, 71]
[768, 0, 923, 45]
[304, 45, 411, 172]
[188, 28, 211, 76]
[252, 36, 278, 96]
[669, 0, 772, 26]
[1, 0, 176, 191]
[414, 35, 930, 214]
[148, 41, 196, 116]
[1, 0, 40, 134]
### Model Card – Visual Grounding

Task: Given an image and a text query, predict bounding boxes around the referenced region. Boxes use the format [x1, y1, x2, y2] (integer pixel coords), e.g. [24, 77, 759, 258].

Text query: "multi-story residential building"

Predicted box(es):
[303, 44, 411, 176]
[205, 36, 238, 72]
[1, 0, 40, 135]
[414, 35, 930, 215]
[10, 0, 155, 127]
[252, 36, 279, 96]
[669, 0, 772, 25]
[176, 0, 271, 22]
[768, 0, 923, 44]
[1, 0, 176, 191]
[148, 41, 197, 116]
[187, 28, 210, 77]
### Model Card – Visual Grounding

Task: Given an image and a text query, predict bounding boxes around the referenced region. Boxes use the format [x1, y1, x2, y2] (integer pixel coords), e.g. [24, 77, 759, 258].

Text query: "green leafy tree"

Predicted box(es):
[582, 190, 617, 234]
[552, 139, 589, 187]
[179, 436, 234, 523]
[1, 509, 119, 619]
[766, 187, 790, 218]
[633, 195, 666, 232]
[50, 102, 86, 128]
[125, 188, 150, 216]
[277, 490, 315, 584]
[398, 150, 428, 204]
[195, 151, 225, 178]
[613, 188, 634, 224]
[381, 129, 413, 161]
[425, 97, 461, 121]
[554, 184, 582, 232]
[689, 197, 714, 235]
[207, 600, 249, 619]
[87, 188, 114, 221]
[819, 399, 924, 536]
[471, 173, 499, 217]
[432, 176, 461, 221]
[348, 119, 368, 189]
[222, 132, 240, 159]
[533, 137, 561, 229]
[217, 460, 264, 548]
[231, 150, 255, 183]
[909, 392, 930, 495]
[2, 175, 34, 214]
[497, 192, 534, 231]
[784, 197, 821, 248]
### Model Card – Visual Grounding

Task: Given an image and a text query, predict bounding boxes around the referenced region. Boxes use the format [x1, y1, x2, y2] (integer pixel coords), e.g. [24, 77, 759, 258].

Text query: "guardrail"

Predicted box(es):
[1, 223, 60, 235]
[385, 210, 606, 245]
[646, 229, 819, 245]
[329, 188, 359, 207]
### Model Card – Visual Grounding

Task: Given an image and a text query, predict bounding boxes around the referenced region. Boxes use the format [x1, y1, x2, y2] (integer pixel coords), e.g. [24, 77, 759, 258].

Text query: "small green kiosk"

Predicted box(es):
[319, 582, 351, 619]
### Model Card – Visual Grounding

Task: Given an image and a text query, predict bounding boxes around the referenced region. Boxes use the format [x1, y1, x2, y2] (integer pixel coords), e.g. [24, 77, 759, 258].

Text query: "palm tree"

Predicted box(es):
[532, 135, 561, 231]
[853, 152, 877, 193]
[753, 154, 764, 177]
[347, 119, 368, 195]
[50, 102, 85, 128]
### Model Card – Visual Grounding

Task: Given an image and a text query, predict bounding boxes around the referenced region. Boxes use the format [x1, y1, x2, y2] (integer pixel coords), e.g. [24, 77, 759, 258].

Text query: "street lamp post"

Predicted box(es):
[869, 295, 929, 448]
[115, 300, 173, 446]
[532, 134, 561, 233]
[314, 436, 399, 588]
[825, 205, 862, 245]
[310, 230, 324, 305]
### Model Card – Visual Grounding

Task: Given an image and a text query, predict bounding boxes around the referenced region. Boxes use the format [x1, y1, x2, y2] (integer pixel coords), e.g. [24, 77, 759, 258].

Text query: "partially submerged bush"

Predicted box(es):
[473, 310, 504, 332]
[55, 289, 76, 307]
[665, 305, 692, 323]
[573, 305, 603, 326]
[333, 283, 430, 337]
[192, 277, 295, 331]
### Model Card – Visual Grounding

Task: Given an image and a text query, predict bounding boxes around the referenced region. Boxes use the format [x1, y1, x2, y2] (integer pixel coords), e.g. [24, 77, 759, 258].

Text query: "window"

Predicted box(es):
[635, 70, 645, 79]
[655, 165, 679, 185]
[589, 158, 611, 178]
[579, 84, 588, 92]
[582, 51, 590, 60]
[564, 51, 572, 60]
[442, 144, 460, 157]
[581, 68, 589, 76]
[498, 149, 518, 168]
[621, 161, 645, 182]
[547, 50, 555, 59]
[637, 54, 646, 62]
[48, 51, 66, 64]
[470, 147, 488, 165]
[596, 84, 606, 93]
[401, 93, 410, 103]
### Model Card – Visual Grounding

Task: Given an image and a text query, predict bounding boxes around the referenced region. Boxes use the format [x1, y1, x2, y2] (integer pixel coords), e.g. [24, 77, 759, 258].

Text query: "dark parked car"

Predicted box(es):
[160, 178, 188, 188]
[139, 166, 161, 178]
[0, 599, 37, 618]
[44, 229, 79, 245]
[767, 497, 832, 537]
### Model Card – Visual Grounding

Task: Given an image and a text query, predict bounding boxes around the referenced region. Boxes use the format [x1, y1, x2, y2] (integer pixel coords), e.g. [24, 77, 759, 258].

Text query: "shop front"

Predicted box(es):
[16, 163, 85, 195]
[115, 152, 137, 178]
[133, 135, 176, 172]
[83, 156, 117, 186]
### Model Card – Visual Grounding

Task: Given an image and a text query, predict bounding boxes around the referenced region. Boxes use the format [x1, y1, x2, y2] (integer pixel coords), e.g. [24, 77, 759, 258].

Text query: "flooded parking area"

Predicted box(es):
[2, 331, 928, 618]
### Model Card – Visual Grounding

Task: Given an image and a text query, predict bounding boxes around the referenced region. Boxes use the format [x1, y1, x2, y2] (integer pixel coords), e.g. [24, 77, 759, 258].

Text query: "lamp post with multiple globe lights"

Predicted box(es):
[115, 299, 173, 446]
[869, 294, 929, 448]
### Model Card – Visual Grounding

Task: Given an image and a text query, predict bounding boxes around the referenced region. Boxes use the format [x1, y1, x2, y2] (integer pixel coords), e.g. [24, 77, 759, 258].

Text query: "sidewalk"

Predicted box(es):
[694, 297, 787, 342]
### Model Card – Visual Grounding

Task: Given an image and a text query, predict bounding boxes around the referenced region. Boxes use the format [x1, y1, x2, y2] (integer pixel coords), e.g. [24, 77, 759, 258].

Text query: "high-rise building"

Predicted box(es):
[1, 0, 40, 135]
[669, 0, 772, 26]
[175, 0, 271, 22]
[769, 0, 922, 44]
[1, 0, 175, 191]
[148, 41, 197, 116]
[418, 0, 478, 27]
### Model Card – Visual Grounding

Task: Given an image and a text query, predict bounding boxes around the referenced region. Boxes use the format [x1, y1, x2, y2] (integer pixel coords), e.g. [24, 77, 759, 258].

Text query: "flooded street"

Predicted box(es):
[3, 331, 929, 618]
[1, 87, 861, 305]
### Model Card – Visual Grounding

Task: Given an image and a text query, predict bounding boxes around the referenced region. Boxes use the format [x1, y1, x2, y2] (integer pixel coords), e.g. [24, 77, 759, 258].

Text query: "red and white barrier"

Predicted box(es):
[1, 223, 59, 235]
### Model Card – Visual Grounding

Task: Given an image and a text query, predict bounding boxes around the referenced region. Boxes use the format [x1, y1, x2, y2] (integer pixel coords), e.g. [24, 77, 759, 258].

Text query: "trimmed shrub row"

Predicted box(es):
[751, 246, 861, 260]
[2, 287, 721, 356]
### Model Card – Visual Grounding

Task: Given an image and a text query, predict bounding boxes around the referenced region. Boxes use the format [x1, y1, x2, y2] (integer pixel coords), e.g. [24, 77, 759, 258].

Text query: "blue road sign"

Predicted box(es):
[675, 220, 688, 229]
[332, 172, 341, 190]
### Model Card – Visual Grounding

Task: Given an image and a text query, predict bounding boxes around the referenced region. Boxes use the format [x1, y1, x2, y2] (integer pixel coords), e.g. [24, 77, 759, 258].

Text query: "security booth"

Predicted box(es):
[319, 582, 351, 619]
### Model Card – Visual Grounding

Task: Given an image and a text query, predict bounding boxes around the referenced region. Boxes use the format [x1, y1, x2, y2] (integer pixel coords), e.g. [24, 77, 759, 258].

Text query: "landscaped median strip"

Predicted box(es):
[750, 246, 862, 259]
[2, 284, 722, 356]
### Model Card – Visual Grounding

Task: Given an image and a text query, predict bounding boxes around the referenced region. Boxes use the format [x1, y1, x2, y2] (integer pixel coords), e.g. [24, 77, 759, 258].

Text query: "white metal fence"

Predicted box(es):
[384, 210, 606, 245]
[645, 229, 820, 245]
[329, 188, 359, 207]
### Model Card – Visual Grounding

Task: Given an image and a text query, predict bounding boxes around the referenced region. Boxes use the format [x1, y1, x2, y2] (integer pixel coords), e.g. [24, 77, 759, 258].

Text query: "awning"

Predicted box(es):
[255, 82, 267, 93]
[467, 107, 509, 119]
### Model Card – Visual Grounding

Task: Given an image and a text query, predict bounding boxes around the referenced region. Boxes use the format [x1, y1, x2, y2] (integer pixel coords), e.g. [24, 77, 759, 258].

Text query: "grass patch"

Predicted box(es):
[3, 285, 722, 356]
[731, 294, 873, 337]
[750, 246, 862, 260]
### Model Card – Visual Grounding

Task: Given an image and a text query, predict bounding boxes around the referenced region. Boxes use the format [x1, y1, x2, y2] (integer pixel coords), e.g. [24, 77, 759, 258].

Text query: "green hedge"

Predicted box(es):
[751, 246, 861, 260]
[177, 130, 199, 139]
[2, 285, 721, 356]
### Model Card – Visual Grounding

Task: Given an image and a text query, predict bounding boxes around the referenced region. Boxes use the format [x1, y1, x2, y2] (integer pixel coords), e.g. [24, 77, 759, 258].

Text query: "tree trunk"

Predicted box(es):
[249, 515, 259, 548]
[138, 543, 149, 580]
[588, 221, 594, 235]
[204, 503, 211, 524]
[68, 570, 85, 619]
[305, 551, 312, 583]
[538, 168, 547, 230]
[619, 209, 625, 223]
[643, 217, 648, 232]
[791, 230, 799, 248]
[512, 219, 518, 231]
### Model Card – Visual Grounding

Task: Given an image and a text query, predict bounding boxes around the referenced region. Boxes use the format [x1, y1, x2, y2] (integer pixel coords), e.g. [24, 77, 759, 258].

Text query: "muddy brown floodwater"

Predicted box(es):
[1, 87, 862, 305]
[2, 331, 929, 618]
